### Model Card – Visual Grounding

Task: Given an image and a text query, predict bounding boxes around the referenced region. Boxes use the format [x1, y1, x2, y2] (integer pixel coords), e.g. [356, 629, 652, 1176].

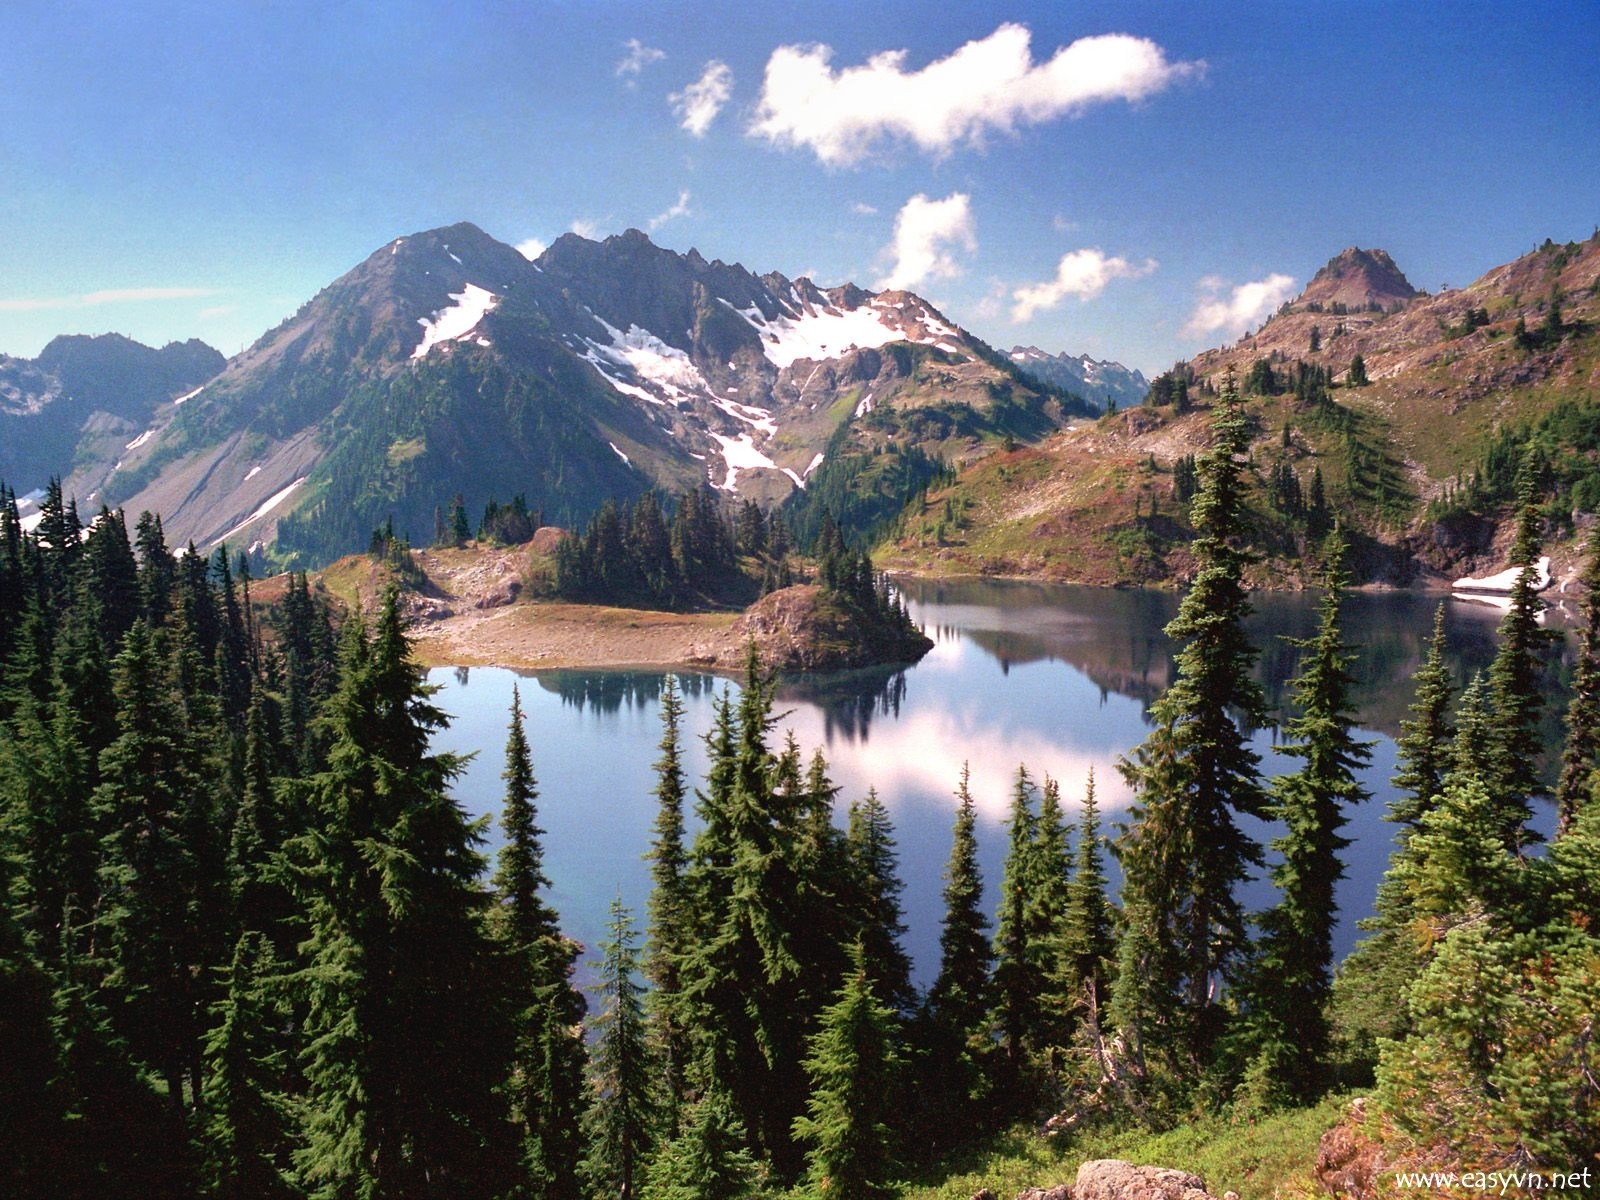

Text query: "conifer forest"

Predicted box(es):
[1, 383, 1597, 1198]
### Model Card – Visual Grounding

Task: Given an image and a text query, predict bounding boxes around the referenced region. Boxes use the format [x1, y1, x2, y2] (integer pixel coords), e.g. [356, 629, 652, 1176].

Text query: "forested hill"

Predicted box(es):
[881, 232, 1600, 589]
[3, 374, 1596, 1196]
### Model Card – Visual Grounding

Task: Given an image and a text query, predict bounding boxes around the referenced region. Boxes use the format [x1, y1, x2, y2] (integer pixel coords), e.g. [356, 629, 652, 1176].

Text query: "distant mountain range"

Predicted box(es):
[22, 223, 1092, 565]
[1006, 346, 1148, 411]
[2, 334, 223, 510]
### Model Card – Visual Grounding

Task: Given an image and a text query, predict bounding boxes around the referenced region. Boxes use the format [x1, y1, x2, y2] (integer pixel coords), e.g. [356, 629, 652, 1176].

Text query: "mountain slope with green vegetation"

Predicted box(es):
[881, 233, 1600, 588]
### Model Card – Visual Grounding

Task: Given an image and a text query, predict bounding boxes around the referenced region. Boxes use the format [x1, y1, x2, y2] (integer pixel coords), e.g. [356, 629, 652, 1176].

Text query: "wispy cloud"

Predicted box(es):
[1183, 273, 1297, 338]
[515, 237, 548, 261]
[615, 38, 665, 81]
[850, 201, 879, 216]
[876, 193, 976, 292]
[647, 190, 692, 231]
[0, 285, 220, 312]
[570, 218, 602, 240]
[1011, 249, 1155, 322]
[671, 60, 734, 137]
[750, 23, 1203, 166]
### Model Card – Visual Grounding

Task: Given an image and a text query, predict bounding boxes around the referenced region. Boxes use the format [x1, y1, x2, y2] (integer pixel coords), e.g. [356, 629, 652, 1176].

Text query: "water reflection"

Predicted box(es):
[430, 581, 1572, 989]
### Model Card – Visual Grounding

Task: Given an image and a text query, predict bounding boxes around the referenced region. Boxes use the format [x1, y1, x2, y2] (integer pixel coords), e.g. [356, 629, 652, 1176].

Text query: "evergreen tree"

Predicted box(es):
[1056, 769, 1116, 1033]
[1556, 536, 1600, 833]
[643, 1089, 763, 1200]
[644, 675, 693, 1133]
[1390, 604, 1455, 826]
[290, 594, 512, 1199]
[927, 764, 992, 1040]
[991, 765, 1040, 1077]
[844, 788, 915, 1016]
[1027, 774, 1075, 1049]
[1484, 477, 1553, 843]
[1245, 536, 1371, 1104]
[490, 684, 587, 1199]
[1115, 375, 1269, 1072]
[581, 899, 656, 1200]
[793, 943, 903, 1200]
[199, 933, 295, 1200]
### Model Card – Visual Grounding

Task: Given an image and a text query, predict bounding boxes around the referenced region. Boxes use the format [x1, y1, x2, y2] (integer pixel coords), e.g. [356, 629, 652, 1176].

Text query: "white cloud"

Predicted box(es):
[1010, 249, 1156, 322]
[515, 237, 548, 261]
[647, 190, 692, 231]
[570, 218, 602, 240]
[850, 201, 878, 216]
[671, 60, 734, 137]
[615, 38, 665, 79]
[1183, 273, 1297, 338]
[0, 285, 219, 312]
[750, 23, 1203, 166]
[876, 193, 976, 291]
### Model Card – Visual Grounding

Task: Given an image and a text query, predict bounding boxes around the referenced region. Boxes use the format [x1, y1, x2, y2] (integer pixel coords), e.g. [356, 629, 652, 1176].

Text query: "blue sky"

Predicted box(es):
[2, 1, 1596, 374]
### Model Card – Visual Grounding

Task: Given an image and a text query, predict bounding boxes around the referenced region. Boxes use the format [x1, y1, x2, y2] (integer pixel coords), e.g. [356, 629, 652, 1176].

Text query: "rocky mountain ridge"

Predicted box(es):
[1, 334, 223, 508]
[1006, 346, 1149, 412]
[55, 222, 1081, 564]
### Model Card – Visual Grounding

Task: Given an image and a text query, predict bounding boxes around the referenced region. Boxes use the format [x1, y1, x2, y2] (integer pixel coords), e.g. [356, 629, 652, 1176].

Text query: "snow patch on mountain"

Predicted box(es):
[582, 316, 706, 400]
[728, 296, 926, 370]
[215, 477, 308, 545]
[413, 284, 500, 359]
[708, 431, 778, 492]
[125, 429, 155, 451]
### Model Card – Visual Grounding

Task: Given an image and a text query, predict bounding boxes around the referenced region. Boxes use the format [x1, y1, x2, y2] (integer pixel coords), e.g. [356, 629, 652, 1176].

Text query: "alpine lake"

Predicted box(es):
[428, 578, 1573, 989]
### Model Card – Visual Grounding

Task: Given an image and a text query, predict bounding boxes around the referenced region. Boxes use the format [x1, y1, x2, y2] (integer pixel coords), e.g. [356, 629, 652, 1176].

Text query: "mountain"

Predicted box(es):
[1007, 346, 1149, 411]
[63, 222, 1081, 566]
[1, 334, 223, 504]
[1295, 246, 1418, 312]
[880, 233, 1600, 589]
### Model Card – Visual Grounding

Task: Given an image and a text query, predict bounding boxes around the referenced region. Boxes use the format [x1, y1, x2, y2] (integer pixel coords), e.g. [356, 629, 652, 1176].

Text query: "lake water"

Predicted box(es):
[428, 579, 1570, 989]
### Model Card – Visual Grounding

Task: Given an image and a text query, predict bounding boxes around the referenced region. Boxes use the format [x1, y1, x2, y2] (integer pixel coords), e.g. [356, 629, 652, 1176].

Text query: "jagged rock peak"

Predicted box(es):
[1300, 247, 1418, 311]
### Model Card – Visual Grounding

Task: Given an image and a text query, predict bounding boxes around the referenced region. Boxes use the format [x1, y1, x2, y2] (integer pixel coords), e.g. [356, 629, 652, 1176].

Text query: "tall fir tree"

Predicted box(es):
[1115, 374, 1269, 1072]
[792, 942, 904, 1200]
[1556, 535, 1600, 834]
[1483, 475, 1553, 845]
[1245, 535, 1371, 1105]
[844, 788, 915, 1017]
[490, 683, 587, 1200]
[1389, 603, 1455, 826]
[644, 675, 693, 1134]
[290, 594, 512, 1199]
[991, 765, 1040, 1079]
[1056, 769, 1116, 1035]
[580, 898, 656, 1200]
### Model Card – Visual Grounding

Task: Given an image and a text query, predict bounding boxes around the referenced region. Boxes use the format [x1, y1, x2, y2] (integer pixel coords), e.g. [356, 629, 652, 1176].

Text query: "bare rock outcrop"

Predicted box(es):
[983, 1160, 1225, 1200]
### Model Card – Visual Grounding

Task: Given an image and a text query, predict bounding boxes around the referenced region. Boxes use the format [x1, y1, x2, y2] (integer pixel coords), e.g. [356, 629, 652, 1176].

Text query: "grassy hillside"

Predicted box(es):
[880, 233, 1600, 589]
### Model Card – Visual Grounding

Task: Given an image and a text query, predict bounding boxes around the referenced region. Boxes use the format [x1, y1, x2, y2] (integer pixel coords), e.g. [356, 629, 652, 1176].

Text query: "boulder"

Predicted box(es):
[1073, 1159, 1214, 1200]
[1016, 1187, 1072, 1199]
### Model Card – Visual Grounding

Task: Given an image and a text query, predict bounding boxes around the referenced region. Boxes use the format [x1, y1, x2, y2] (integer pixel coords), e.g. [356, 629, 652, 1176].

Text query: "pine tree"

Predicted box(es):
[645, 675, 693, 1132]
[1556, 536, 1600, 834]
[1056, 769, 1115, 1032]
[291, 593, 512, 1199]
[844, 788, 915, 1016]
[199, 933, 295, 1200]
[1028, 774, 1074, 1048]
[1390, 604, 1455, 826]
[1245, 535, 1371, 1104]
[793, 943, 903, 1200]
[490, 683, 587, 1199]
[991, 765, 1040, 1077]
[581, 898, 656, 1200]
[644, 1089, 763, 1200]
[1484, 477, 1553, 844]
[1115, 375, 1269, 1071]
[927, 763, 992, 1040]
